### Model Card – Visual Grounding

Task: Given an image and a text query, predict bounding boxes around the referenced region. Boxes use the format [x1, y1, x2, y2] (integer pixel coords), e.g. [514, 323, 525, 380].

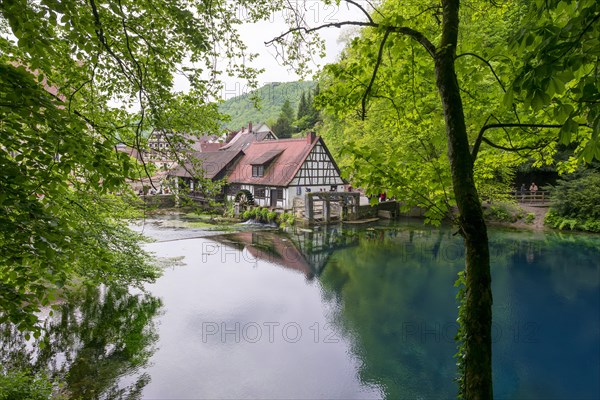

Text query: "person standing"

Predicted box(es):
[529, 182, 538, 202]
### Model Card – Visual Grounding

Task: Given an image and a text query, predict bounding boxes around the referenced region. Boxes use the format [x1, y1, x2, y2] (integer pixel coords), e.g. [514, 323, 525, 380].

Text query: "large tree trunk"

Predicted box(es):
[436, 1, 493, 398]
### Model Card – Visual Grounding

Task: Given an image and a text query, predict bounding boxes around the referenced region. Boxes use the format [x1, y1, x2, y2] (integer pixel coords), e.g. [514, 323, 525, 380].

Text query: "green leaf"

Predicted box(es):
[549, 76, 565, 95]
[559, 118, 578, 144]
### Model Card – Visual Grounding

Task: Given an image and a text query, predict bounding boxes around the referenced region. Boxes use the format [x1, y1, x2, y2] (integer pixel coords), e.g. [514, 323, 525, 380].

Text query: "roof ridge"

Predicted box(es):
[252, 137, 308, 144]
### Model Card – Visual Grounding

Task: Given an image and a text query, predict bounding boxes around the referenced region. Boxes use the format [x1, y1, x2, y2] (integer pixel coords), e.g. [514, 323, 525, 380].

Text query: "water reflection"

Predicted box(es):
[0, 285, 162, 399]
[318, 226, 600, 399]
[210, 227, 360, 279]
[2, 223, 598, 399]
[319, 226, 466, 398]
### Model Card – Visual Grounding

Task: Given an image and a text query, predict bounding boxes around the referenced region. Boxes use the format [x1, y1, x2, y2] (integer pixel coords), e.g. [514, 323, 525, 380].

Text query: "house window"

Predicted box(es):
[252, 165, 264, 177]
[255, 186, 266, 199]
[296, 187, 302, 195]
[276, 188, 284, 199]
[330, 185, 337, 191]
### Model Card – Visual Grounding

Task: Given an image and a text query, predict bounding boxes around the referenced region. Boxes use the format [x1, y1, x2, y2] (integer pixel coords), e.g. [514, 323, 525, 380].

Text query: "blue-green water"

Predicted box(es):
[1, 221, 599, 399]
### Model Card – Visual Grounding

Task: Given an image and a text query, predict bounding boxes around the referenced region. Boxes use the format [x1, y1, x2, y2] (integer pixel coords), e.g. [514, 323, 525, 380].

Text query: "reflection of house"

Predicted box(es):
[210, 229, 358, 279]
[168, 123, 346, 210]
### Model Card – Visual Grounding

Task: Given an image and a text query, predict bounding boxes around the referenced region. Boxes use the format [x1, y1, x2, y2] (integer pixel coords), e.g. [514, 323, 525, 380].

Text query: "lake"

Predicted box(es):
[2, 219, 599, 399]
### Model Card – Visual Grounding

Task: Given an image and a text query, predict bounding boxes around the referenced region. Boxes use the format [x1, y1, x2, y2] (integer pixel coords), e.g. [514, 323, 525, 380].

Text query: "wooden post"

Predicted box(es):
[305, 193, 314, 224]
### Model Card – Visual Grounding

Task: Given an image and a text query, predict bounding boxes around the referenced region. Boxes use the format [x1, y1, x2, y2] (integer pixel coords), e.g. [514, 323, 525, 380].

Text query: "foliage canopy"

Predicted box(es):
[0, 0, 272, 332]
[315, 0, 599, 223]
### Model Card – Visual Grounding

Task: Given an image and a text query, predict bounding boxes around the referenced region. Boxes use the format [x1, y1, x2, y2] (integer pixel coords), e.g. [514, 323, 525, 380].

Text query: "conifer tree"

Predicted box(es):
[272, 99, 295, 138]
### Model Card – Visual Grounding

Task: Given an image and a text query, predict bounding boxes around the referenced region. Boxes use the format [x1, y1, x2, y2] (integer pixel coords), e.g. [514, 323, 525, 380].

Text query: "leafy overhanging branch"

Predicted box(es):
[471, 122, 592, 160]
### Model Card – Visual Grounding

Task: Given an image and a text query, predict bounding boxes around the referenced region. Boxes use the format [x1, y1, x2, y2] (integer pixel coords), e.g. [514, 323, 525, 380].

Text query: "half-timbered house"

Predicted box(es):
[166, 122, 277, 197]
[226, 132, 345, 209]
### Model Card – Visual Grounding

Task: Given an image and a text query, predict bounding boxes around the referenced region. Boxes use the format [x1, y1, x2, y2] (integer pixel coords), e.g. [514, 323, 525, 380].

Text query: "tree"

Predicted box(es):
[295, 85, 322, 132]
[297, 91, 309, 120]
[0, 0, 271, 332]
[267, 0, 599, 397]
[305, 86, 321, 128]
[272, 99, 295, 138]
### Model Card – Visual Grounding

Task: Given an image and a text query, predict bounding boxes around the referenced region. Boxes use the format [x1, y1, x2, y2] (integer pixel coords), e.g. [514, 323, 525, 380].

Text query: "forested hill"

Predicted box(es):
[218, 81, 315, 130]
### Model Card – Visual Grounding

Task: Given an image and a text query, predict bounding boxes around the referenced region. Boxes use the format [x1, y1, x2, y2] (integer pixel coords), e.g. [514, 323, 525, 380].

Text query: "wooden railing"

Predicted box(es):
[510, 190, 550, 204]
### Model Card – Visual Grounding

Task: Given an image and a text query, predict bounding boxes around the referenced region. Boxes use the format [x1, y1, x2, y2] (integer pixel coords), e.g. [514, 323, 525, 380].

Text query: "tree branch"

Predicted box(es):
[343, 0, 375, 24]
[480, 136, 551, 152]
[265, 2, 436, 119]
[455, 52, 506, 92]
[390, 26, 436, 58]
[471, 115, 493, 160]
[361, 28, 392, 120]
[265, 21, 374, 46]
[471, 122, 564, 159]
[88, 0, 132, 82]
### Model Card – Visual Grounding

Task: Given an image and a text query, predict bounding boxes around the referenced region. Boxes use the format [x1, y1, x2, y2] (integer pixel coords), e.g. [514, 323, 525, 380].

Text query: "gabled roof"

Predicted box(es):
[220, 123, 277, 151]
[169, 149, 242, 179]
[227, 136, 320, 187]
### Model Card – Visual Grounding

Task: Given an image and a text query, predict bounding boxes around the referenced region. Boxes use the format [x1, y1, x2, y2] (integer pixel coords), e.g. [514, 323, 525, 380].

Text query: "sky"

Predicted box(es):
[212, 1, 368, 101]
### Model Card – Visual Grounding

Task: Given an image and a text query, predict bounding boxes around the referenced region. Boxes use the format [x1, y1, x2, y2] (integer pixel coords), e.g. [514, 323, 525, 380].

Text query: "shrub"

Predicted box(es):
[260, 207, 269, 222]
[582, 219, 600, 233]
[241, 208, 295, 227]
[545, 170, 600, 232]
[249, 208, 259, 220]
[278, 212, 296, 227]
[483, 202, 521, 223]
[0, 369, 55, 400]
[267, 211, 277, 222]
[525, 213, 535, 224]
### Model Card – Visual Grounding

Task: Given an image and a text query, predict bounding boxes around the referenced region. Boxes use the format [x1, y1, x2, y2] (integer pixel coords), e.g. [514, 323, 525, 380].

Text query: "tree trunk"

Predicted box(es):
[436, 1, 493, 398]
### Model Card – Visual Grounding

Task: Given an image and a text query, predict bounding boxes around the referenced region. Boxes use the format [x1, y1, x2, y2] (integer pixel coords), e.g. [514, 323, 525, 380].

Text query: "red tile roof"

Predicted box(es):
[198, 142, 223, 152]
[170, 150, 242, 179]
[227, 136, 318, 187]
[249, 149, 283, 165]
[220, 125, 275, 151]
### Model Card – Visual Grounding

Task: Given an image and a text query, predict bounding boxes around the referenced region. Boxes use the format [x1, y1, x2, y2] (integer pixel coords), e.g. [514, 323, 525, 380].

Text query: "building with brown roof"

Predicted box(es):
[220, 122, 277, 152]
[144, 131, 223, 169]
[168, 124, 345, 210]
[226, 132, 345, 209]
[167, 123, 276, 194]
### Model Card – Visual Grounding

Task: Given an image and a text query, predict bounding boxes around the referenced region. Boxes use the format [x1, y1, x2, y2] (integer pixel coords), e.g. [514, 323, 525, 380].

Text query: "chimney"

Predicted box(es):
[248, 121, 253, 133]
[307, 131, 316, 144]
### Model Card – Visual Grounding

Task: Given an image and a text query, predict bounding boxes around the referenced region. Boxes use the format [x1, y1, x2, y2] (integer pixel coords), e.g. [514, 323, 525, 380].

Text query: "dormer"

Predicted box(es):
[250, 149, 283, 177]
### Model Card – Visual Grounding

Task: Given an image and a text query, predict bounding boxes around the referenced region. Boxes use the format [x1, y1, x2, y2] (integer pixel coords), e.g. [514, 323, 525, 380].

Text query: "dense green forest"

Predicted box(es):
[218, 81, 315, 130]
